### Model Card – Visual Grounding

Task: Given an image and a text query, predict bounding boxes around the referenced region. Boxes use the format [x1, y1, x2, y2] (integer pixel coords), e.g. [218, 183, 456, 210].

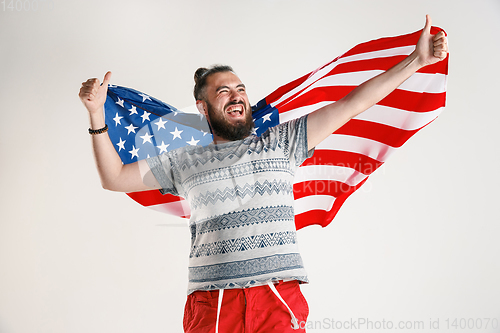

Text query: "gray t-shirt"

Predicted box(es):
[146, 115, 313, 294]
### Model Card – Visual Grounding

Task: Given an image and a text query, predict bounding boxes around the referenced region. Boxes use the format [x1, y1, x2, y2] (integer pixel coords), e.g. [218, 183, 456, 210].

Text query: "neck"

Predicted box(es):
[212, 133, 233, 145]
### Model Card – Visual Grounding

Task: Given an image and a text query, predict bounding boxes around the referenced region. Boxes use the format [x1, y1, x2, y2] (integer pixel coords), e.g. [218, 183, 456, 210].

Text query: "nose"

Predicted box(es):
[229, 89, 244, 103]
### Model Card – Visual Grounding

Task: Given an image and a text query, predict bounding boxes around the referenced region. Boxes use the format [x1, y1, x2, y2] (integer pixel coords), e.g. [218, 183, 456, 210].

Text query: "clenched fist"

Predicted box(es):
[79, 71, 112, 114]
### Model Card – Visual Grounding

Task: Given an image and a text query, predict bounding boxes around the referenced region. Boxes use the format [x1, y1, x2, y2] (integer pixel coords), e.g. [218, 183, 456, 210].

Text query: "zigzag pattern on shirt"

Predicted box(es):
[172, 130, 284, 172]
[182, 158, 293, 194]
[190, 231, 297, 258]
[189, 275, 309, 294]
[191, 205, 295, 238]
[189, 253, 304, 283]
[190, 179, 294, 209]
[278, 121, 290, 160]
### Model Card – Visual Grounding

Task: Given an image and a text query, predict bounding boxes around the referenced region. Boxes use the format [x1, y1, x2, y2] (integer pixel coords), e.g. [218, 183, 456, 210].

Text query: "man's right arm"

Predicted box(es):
[79, 72, 161, 192]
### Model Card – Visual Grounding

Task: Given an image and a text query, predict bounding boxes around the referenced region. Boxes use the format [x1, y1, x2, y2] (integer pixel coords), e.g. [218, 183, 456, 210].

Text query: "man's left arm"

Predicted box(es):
[307, 15, 448, 150]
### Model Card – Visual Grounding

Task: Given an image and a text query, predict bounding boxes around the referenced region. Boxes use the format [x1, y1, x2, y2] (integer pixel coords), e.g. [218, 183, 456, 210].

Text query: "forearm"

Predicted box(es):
[80, 72, 159, 193]
[307, 15, 448, 150]
[89, 108, 125, 190]
[340, 51, 422, 118]
[307, 52, 423, 149]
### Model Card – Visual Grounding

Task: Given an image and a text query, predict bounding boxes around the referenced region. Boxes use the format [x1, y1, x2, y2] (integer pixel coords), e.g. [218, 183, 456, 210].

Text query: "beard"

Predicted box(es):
[206, 100, 254, 141]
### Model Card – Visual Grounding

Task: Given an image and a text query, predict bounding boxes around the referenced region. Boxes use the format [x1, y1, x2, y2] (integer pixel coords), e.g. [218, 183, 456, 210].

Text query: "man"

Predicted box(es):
[79, 15, 447, 333]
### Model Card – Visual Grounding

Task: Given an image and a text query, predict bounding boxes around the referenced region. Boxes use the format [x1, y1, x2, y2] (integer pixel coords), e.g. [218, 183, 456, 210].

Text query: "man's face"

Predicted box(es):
[203, 71, 254, 142]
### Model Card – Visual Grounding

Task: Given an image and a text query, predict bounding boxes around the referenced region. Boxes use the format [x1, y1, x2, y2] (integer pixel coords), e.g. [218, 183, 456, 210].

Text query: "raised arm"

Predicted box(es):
[307, 15, 448, 150]
[79, 72, 161, 192]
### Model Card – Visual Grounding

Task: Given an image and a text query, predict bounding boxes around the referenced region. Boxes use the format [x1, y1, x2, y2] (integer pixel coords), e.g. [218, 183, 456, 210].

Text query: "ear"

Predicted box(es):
[196, 100, 207, 116]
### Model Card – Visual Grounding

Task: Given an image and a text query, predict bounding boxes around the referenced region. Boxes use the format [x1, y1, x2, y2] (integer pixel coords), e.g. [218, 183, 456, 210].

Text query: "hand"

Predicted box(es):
[414, 15, 448, 68]
[79, 71, 112, 114]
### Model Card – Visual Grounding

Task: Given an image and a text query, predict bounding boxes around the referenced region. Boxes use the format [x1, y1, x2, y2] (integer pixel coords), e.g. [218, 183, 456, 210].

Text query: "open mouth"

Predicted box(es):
[226, 104, 244, 117]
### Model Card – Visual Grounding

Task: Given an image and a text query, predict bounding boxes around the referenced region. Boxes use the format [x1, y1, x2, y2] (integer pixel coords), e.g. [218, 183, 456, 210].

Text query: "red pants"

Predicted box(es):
[183, 280, 309, 333]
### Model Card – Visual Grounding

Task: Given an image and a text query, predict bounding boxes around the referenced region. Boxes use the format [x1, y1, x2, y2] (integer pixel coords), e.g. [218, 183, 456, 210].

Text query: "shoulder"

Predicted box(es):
[260, 115, 308, 141]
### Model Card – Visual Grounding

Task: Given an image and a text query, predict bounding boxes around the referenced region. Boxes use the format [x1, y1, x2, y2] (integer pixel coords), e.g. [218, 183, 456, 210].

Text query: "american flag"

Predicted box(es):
[104, 27, 448, 230]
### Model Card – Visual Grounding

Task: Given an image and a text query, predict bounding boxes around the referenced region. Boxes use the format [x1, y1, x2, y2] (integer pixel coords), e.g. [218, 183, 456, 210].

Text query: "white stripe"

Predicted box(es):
[215, 289, 224, 333]
[399, 72, 447, 93]
[275, 71, 447, 110]
[179, 104, 200, 114]
[267, 282, 300, 329]
[294, 165, 368, 185]
[340, 45, 414, 63]
[353, 105, 443, 130]
[294, 195, 336, 215]
[315, 134, 396, 162]
[271, 45, 415, 107]
[279, 102, 331, 123]
[293, 71, 447, 95]
[280, 102, 443, 131]
[148, 200, 191, 217]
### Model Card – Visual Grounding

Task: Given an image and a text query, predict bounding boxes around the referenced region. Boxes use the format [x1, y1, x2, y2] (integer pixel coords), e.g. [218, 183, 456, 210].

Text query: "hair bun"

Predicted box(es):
[194, 67, 209, 84]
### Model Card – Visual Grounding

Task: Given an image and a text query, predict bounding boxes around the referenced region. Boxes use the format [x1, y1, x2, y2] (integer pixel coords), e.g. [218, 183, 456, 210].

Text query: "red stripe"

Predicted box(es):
[269, 60, 447, 111]
[126, 190, 181, 207]
[341, 28, 445, 58]
[265, 30, 447, 108]
[327, 55, 447, 75]
[277, 86, 445, 113]
[294, 178, 368, 230]
[334, 119, 428, 148]
[265, 72, 311, 105]
[295, 209, 334, 230]
[330, 55, 407, 73]
[301, 150, 384, 175]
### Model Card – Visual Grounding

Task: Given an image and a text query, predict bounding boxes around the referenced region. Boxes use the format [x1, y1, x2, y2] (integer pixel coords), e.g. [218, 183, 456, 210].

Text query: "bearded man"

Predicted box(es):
[79, 15, 447, 333]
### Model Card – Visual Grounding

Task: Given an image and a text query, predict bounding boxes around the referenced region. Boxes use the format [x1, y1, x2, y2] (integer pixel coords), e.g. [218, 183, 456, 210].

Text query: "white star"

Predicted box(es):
[139, 93, 152, 102]
[113, 112, 123, 126]
[140, 111, 151, 123]
[251, 127, 259, 135]
[125, 123, 138, 134]
[129, 145, 140, 159]
[173, 111, 178, 116]
[262, 113, 272, 123]
[186, 136, 200, 146]
[139, 132, 154, 144]
[170, 127, 183, 140]
[116, 137, 126, 151]
[128, 105, 138, 115]
[154, 117, 168, 130]
[201, 129, 209, 136]
[157, 141, 170, 153]
[115, 97, 124, 108]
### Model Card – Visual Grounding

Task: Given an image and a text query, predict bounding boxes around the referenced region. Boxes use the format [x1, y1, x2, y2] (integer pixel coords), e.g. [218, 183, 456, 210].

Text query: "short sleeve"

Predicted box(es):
[146, 153, 179, 196]
[278, 115, 314, 168]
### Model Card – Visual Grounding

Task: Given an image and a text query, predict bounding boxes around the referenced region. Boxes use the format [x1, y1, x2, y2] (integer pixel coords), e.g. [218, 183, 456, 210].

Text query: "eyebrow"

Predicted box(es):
[216, 83, 246, 92]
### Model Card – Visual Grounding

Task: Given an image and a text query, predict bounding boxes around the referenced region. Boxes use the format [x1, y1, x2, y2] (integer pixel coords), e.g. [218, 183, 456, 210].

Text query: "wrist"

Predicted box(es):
[88, 107, 106, 130]
[89, 124, 108, 135]
[407, 51, 426, 71]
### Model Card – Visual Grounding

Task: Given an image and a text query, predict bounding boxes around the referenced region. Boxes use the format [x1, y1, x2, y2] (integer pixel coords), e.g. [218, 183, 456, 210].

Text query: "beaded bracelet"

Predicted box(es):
[88, 124, 109, 135]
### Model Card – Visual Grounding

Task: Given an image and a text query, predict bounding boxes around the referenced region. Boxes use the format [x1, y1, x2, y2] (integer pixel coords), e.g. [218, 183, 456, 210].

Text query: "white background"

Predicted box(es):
[1, 0, 499, 332]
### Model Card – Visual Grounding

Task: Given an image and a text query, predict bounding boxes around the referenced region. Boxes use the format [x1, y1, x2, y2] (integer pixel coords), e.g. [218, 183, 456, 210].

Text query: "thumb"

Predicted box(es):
[423, 14, 432, 35]
[102, 71, 112, 87]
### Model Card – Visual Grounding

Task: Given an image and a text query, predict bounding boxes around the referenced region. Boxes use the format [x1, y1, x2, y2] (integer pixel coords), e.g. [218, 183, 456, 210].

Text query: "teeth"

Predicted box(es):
[228, 106, 242, 113]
